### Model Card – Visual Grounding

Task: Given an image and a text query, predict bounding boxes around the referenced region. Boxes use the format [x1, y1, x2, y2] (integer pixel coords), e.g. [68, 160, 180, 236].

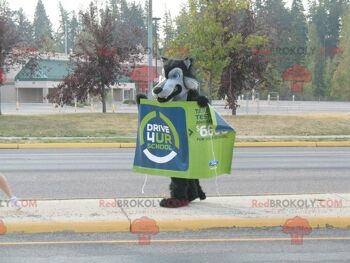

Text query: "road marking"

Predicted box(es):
[0, 236, 350, 246]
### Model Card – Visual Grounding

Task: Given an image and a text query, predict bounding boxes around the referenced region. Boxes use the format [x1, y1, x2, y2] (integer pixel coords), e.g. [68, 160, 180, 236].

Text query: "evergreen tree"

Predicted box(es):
[162, 10, 175, 53]
[306, 22, 326, 98]
[33, 0, 54, 50]
[290, 0, 308, 65]
[257, 0, 293, 72]
[114, 0, 146, 49]
[55, 1, 69, 53]
[109, 0, 119, 19]
[330, 10, 350, 100]
[13, 8, 34, 47]
[68, 11, 79, 53]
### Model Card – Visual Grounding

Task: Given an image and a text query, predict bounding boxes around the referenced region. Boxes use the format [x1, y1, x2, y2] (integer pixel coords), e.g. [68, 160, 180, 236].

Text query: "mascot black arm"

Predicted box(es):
[188, 90, 209, 108]
[136, 94, 148, 105]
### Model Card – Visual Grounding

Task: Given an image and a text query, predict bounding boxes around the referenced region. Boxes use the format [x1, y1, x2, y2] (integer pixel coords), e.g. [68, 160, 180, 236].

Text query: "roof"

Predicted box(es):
[15, 59, 73, 82]
[15, 59, 134, 83]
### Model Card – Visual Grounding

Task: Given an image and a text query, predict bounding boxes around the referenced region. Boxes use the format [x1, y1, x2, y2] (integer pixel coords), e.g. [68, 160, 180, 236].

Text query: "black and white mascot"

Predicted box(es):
[136, 57, 208, 208]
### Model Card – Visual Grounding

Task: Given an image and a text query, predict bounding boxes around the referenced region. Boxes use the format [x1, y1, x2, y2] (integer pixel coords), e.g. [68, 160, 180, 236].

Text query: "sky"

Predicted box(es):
[8, 0, 308, 31]
[8, 0, 188, 30]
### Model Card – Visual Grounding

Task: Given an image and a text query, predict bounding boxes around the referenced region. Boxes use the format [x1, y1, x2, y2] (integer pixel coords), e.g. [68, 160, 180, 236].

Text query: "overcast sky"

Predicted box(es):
[8, 0, 187, 30]
[8, 0, 307, 31]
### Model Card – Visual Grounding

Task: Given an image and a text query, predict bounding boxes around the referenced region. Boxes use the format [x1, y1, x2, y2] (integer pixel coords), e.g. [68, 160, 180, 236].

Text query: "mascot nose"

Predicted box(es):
[153, 86, 162, 94]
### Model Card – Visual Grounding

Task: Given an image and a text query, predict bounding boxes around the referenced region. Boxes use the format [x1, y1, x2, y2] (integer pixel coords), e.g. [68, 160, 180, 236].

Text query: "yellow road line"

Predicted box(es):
[0, 236, 350, 246]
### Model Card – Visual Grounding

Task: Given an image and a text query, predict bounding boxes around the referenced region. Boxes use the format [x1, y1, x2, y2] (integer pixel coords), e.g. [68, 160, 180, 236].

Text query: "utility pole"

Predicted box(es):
[147, 0, 153, 97]
[152, 17, 161, 78]
[64, 22, 68, 54]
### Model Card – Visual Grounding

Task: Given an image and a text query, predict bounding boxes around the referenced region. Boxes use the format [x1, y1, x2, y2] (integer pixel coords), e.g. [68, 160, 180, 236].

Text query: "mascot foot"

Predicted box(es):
[159, 198, 189, 208]
[198, 191, 206, 200]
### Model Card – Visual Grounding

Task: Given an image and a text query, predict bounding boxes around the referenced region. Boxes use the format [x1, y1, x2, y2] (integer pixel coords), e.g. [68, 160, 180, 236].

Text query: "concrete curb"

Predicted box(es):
[0, 141, 350, 149]
[2, 217, 350, 235]
[1, 194, 349, 234]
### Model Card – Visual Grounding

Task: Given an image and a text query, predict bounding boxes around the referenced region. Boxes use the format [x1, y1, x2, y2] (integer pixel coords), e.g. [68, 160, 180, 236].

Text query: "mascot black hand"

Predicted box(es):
[136, 94, 148, 105]
[149, 57, 207, 208]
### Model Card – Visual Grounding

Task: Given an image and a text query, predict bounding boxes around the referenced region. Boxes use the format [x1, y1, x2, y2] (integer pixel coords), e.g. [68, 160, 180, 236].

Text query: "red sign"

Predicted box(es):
[130, 65, 157, 93]
[282, 65, 312, 93]
[0, 69, 5, 84]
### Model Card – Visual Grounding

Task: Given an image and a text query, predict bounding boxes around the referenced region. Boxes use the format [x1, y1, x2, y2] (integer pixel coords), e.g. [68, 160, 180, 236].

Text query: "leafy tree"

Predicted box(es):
[0, 1, 18, 83]
[0, 0, 40, 114]
[48, 2, 143, 113]
[168, 0, 266, 114]
[219, 7, 267, 114]
[33, 0, 54, 51]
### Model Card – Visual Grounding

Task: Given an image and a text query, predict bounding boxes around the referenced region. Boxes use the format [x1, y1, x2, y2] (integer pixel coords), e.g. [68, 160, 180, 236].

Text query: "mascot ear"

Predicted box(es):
[183, 57, 193, 70]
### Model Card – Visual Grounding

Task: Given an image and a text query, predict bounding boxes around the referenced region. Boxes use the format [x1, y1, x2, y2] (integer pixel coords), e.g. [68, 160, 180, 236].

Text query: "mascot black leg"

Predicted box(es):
[187, 179, 206, 202]
[160, 178, 190, 208]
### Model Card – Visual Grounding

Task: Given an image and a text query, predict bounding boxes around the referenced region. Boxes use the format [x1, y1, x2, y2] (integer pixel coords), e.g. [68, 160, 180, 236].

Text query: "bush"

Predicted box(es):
[123, 99, 136, 105]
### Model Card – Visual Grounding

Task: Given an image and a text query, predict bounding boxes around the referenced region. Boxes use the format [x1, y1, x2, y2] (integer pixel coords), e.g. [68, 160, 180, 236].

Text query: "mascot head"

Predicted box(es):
[152, 57, 199, 102]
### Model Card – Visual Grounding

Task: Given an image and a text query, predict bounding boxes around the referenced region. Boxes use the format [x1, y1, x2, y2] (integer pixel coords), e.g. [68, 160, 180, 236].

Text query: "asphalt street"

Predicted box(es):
[0, 229, 349, 262]
[0, 147, 349, 199]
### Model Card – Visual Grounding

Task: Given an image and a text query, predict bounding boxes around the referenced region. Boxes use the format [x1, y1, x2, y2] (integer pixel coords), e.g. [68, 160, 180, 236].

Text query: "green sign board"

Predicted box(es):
[133, 99, 235, 179]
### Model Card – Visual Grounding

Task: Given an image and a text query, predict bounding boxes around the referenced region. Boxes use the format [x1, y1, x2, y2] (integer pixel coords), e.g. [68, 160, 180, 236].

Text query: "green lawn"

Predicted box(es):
[0, 113, 349, 143]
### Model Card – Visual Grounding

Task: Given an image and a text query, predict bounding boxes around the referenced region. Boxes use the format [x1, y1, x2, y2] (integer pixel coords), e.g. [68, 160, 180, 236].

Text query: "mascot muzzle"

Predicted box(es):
[152, 67, 199, 103]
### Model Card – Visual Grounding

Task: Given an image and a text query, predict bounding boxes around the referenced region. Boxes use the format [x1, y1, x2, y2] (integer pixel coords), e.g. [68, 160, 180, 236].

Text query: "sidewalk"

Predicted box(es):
[1, 193, 349, 234]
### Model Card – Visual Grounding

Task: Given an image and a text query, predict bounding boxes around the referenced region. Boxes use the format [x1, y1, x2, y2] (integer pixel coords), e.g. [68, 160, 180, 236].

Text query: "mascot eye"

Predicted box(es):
[172, 73, 180, 79]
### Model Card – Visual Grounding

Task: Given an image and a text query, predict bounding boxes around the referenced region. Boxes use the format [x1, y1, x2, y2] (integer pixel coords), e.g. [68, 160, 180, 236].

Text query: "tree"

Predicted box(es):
[13, 8, 34, 47]
[162, 10, 175, 53]
[0, 1, 40, 115]
[257, 0, 293, 73]
[0, 1, 18, 83]
[306, 22, 328, 98]
[54, 1, 69, 53]
[330, 10, 350, 100]
[33, 0, 54, 50]
[219, 7, 267, 114]
[68, 11, 80, 53]
[290, 0, 308, 65]
[168, 0, 266, 115]
[48, 2, 143, 113]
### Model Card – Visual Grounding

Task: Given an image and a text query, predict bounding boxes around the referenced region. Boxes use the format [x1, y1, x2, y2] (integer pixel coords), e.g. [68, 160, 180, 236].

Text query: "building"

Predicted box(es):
[14, 59, 72, 103]
[1, 58, 136, 103]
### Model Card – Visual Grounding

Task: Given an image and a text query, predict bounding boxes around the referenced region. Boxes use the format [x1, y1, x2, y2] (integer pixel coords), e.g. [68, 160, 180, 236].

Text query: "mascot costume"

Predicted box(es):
[136, 57, 208, 208]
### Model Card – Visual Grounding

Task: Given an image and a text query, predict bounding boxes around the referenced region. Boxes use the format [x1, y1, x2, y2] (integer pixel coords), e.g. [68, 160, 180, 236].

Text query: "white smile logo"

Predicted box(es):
[140, 111, 179, 164]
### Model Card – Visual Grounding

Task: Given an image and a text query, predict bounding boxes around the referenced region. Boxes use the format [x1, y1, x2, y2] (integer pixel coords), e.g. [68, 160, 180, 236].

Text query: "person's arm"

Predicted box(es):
[0, 174, 13, 198]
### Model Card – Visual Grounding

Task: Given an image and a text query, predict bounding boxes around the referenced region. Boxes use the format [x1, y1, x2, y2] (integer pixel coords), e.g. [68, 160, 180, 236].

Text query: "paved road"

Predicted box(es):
[0, 229, 349, 262]
[2, 100, 350, 115]
[0, 148, 349, 199]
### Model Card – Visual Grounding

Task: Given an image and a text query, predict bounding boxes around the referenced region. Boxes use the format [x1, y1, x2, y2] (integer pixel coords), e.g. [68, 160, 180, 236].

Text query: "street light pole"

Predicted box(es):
[152, 17, 161, 79]
[64, 22, 68, 55]
[147, 0, 153, 97]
